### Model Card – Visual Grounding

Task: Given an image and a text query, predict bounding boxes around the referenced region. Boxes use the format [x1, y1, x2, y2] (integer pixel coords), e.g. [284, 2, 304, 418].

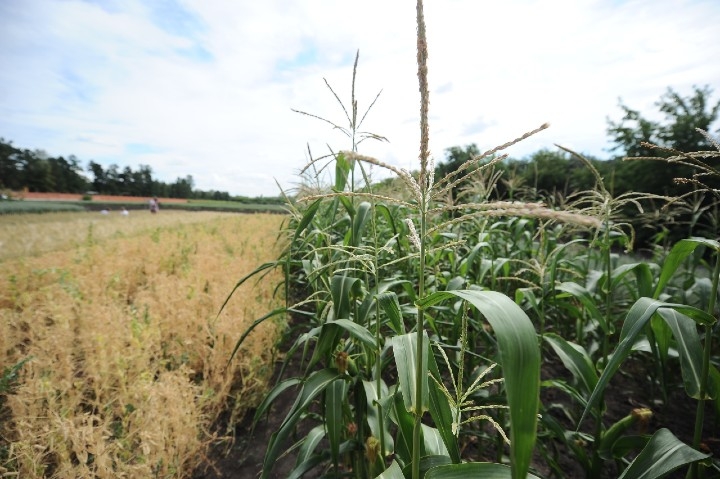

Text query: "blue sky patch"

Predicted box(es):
[146, 0, 206, 38]
[276, 42, 319, 72]
[125, 143, 162, 155]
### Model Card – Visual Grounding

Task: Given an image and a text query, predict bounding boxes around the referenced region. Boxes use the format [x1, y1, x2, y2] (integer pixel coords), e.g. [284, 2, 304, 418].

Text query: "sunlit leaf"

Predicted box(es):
[392, 331, 429, 414]
[417, 290, 540, 479]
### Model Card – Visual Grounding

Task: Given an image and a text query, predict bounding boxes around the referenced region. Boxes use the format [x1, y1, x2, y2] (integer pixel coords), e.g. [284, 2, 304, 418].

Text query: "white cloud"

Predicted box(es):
[1, 0, 719, 197]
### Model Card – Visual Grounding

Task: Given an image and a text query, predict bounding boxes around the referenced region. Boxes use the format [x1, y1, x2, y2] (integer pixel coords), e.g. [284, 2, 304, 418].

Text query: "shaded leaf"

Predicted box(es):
[617, 428, 709, 479]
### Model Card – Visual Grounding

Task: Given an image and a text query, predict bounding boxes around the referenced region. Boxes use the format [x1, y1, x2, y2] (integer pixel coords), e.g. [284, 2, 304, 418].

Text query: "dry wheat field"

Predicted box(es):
[0, 211, 285, 478]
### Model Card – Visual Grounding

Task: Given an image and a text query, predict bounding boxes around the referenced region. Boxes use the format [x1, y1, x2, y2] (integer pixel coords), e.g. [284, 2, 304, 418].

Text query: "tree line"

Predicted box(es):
[431, 85, 720, 248]
[0, 141, 281, 203]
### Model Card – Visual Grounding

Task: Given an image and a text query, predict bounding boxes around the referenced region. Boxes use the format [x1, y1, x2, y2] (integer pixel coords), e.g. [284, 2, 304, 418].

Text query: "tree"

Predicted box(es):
[607, 85, 720, 196]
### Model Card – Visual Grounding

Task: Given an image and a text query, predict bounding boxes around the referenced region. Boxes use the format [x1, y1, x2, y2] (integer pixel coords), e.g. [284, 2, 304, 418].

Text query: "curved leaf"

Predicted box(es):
[617, 428, 709, 479]
[262, 368, 339, 478]
[654, 238, 720, 299]
[425, 462, 541, 479]
[377, 291, 405, 335]
[392, 331, 429, 414]
[579, 298, 716, 427]
[228, 307, 286, 364]
[326, 378, 348, 470]
[427, 345, 461, 463]
[376, 460, 404, 479]
[556, 282, 607, 333]
[252, 376, 302, 424]
[544, 333, 598, 396]
[417, 290, 540, 479]
[350, 201, 372, 247]
[656, 308, 704, 398]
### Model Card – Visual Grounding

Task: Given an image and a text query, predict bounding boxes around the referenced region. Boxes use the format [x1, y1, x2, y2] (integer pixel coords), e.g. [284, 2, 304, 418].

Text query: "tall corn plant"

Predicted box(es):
[576, 131, 720, 479]
[227, 2, 602, 479]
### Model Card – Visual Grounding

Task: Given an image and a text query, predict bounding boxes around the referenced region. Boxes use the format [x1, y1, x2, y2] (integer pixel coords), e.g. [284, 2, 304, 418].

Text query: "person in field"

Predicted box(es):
[149, 197, 159, 214]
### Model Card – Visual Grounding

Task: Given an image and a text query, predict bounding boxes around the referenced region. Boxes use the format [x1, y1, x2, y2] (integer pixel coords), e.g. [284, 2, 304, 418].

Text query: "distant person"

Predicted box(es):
[121, 207, 129, 216]
[100, 209, 109, 215]
[149, 197, 159, 214]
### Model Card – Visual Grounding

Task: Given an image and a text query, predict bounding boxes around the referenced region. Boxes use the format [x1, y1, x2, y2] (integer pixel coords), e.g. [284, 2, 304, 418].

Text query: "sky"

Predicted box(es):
[1, 0, 719, 197]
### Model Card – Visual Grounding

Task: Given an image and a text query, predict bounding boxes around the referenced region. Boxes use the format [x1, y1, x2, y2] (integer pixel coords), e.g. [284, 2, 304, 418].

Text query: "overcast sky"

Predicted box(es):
[1, 0, 719, 197]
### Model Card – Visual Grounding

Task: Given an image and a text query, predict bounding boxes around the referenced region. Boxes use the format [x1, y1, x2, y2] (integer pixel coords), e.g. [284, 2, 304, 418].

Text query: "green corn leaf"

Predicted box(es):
[376, 460, 404, 479]
[422, 425, 449, 456]
[295, 425, 325, 467]
[389, 386, 419, 467]
[289, 439, 353, 479]
[417, 290, 540, 479]
[327, 318, 378, 349]
[544, 333, 598, 396]
[420, 456, 453, 476]
[656, 308, 704, 399]
[228, 307, 286, 364]
[377, 291, 405, 335]
[335, 151, 350, 192]
[262, 368, 339, 478]
[427, 346, 461, 463]
[292, 199, 322, 243]
[425, 462, 541, 479]
[617, 428, 709, 479]
[363, 380, 394, 455]
[326, 378, 348, 470]
[609, 262, 654, 299]
[331, 274, 362, 320]
[308, 321, 344, 371]
[654, 238, 720, 299]
[219, 261, 280, 316]
[338, 194, 355, 218]
[376, 203, 403, 258]
[350, 201, 372, 247]
[392, 331, 429, 414]
[252, 376, 302, 424]
[556, 282, 607, 333]
[579, 298, 716, 428]
[650, 313, 672, 376]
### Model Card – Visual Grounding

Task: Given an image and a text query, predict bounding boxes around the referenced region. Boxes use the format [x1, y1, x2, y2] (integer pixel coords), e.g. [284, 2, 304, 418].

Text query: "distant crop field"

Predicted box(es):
[0, 210, 237, 261]
[0, 212, 285, 478]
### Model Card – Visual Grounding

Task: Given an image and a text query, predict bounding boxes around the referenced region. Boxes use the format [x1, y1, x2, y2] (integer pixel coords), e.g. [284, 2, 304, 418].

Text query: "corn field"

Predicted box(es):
[228, 2, 720, 478]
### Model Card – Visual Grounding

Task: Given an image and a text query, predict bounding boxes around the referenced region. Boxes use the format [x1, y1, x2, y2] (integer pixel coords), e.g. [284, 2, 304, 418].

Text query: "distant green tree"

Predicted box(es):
[607, 85, 720, 196]
[0, 139, 21, 190]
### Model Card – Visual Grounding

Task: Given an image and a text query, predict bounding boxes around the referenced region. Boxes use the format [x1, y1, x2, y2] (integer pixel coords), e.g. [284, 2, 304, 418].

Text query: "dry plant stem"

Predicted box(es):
[435, 123, 549, 199]
[413, 2, 430, 479]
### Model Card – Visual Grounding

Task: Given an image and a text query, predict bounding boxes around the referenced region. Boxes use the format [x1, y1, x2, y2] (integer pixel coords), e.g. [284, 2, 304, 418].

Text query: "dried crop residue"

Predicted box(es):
[0, 213, 285, 478]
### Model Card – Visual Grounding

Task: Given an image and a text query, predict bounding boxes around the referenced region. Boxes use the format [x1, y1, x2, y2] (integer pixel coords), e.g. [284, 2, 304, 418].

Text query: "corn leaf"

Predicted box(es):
[556, 282, 607, 333]
[417, 290, 540, 479]
[376, 460, 404, 479]
[544, 333, 598, 396]
[392, 331, 429, 414]
[262, 368, 339, 478]
[579, 298, 716, 427]
[377, 291, 405, 335]
[425, 462, 541, 479]
[427, 344, 461, 463]
[617, 428, 709, 479]
[363, 380, 394, 455]
[653, 238, 720, 299]
[326, 378, 348, 470]
[350, 201, 372, 247]
[656, 309, 705, 399]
